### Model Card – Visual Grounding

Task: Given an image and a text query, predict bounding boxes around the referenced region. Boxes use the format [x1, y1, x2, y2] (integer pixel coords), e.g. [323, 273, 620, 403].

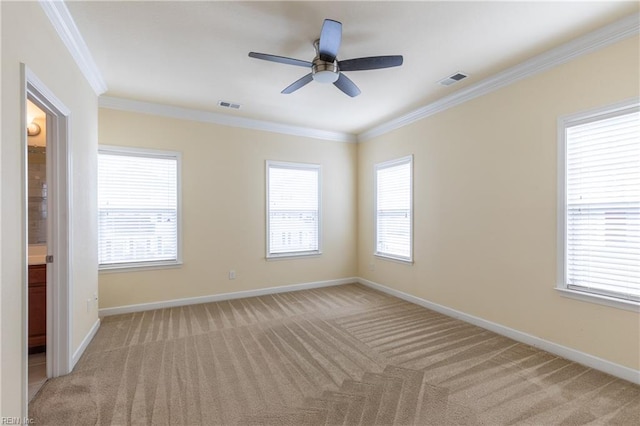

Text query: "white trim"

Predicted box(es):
[98, 277, 357, 317]
[99, 260, 183, 273]
[39, 0, 107, 95]
[25, 69, 71, 116]
[97, 276, 640, 384]
[25, 65, 74, 380]
[20, 67, 29, 419]
[38, 2, 638, 142]
[22, 65, 74, 419]
[357, 278, 640, 385]
[557, 111, 568, 313]
[266, 160, 322, 259]
[558, 97, 640, 126]
[265, 253, 322, 261]
[99, 96, 357, 143]
[99, 144, 181, 159]
[374, 254, 414, 265]
[71, 319, 100, 368]
[358, 14, 640, 142]
[556, 288, 639, 313]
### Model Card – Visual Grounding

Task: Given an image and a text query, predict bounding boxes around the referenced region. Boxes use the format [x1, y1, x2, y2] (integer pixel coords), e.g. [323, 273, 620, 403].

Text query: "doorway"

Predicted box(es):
[23, 65, 72, 409]
[26, 99, 48, 400]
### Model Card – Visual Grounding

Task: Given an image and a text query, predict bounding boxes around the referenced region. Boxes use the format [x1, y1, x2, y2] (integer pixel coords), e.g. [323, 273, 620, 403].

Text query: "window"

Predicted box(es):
[558, 100, 639, 307]
[266, 161, 321, 258]
[375, 155, 413, 262]
[98, 146, 181, 269]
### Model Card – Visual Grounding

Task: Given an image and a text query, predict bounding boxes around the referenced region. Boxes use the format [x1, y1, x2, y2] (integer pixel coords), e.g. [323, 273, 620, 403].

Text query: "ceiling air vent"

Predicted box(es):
[438, 72, 468, 86]
[218, 100, 241, 110]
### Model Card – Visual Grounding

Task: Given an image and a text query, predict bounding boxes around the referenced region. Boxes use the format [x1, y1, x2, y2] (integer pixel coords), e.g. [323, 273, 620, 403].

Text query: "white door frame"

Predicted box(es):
[22, 64, 72, 410]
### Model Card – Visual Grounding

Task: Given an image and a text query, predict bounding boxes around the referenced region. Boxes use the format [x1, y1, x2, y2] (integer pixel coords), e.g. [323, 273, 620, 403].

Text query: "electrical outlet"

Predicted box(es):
[86, 298, 91, 313]
[369, 262, 375, 271]
[229, 270, 236, 280]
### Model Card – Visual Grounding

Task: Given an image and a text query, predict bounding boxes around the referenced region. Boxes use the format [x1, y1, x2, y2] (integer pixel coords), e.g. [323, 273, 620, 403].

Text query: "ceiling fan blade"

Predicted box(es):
[333, 73, 361, 97]
[318, 19, 342, 62]
[281, 73, 314, 94]
[338, 55, 404, 71]
[248, 52, 312, 68]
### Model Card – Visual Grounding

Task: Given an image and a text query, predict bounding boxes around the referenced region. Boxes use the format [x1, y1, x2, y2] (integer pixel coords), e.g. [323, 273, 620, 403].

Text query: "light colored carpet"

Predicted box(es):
[29, 283, 639, 425]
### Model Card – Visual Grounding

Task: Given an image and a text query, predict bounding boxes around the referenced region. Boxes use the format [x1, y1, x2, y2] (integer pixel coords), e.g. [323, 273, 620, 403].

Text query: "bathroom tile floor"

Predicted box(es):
[28, 352, 47, 401]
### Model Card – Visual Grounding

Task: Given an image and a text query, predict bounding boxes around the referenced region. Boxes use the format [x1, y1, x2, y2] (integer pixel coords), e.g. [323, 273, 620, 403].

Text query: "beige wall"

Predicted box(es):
[358, 36, 640, 370]
[1, 2, 99, 416]
[1, 5, 635, 418]
[98, 109, 358, 308]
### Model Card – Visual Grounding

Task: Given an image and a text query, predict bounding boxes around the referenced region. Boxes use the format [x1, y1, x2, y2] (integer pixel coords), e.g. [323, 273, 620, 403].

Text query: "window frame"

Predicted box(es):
[374, 155, 414, 264]
[98, 145, 183, 272]
[265, 160, 322, 259]
[556, 98, 639, 311]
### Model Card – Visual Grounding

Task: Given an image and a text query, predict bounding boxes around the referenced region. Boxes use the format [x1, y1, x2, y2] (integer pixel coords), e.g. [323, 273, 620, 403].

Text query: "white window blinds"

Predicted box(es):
[564, 107, 640, 302]
[98, 147, 180, 268]
[375, 156, 413, 261]
[267, 161, 321, 257]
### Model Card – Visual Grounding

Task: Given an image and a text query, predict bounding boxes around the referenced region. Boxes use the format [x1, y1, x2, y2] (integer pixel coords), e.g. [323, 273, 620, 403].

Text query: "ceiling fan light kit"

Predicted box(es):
[249, 19, 403, 97]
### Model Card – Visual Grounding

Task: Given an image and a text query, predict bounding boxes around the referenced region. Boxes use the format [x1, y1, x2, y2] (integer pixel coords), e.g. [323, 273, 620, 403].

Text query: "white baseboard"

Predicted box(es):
[95, 276, 638, 384]
[72, 318, 100, 368]
[98, 277, 358, 317]
[358, 278, 640, 385]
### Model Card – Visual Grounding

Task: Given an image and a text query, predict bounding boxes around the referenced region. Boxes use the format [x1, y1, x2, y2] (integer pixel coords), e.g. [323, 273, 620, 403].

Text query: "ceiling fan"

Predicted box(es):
[248, 19, 403, 97]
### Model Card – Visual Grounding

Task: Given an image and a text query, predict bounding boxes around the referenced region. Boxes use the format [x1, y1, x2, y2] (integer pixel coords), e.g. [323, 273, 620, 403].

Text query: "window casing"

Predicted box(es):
[558, 100, 639, 308]
[266, 161, 321, 258]
[375, 155, 413, 262]
[98, 146, 181, 270]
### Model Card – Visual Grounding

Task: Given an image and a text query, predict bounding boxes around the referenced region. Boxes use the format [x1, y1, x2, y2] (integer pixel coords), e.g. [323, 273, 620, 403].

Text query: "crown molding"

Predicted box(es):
[39, 0, 107, 95]
[38, 0, 637, 142]
[358, 13, 640, 142]
[99, 96, 358, 143]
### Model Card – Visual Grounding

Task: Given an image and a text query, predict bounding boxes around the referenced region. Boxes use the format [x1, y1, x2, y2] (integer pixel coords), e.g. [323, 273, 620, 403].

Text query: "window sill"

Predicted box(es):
[99, 260, 183, 273]
[266, 252, 322, 261]
[374, 253, 414, 265]
[556, 287, 639, 312]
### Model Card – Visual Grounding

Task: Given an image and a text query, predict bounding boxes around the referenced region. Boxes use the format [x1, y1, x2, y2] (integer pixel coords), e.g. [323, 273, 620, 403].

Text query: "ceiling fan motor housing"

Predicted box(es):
[311, 39, 339, 83]
[312, 59, 339, 83]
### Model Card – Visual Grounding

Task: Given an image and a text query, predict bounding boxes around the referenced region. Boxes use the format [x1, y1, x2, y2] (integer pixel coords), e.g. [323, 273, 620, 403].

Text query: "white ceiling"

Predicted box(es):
[66, 1, 638, 135]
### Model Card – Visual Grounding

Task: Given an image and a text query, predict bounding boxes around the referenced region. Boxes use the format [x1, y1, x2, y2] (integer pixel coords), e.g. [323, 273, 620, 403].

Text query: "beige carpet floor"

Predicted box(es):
[29, 283, 639, 425]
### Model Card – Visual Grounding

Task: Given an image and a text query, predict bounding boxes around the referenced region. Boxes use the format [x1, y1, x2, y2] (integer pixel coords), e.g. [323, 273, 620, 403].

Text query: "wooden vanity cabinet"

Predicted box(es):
[28, 264, 46, 353]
